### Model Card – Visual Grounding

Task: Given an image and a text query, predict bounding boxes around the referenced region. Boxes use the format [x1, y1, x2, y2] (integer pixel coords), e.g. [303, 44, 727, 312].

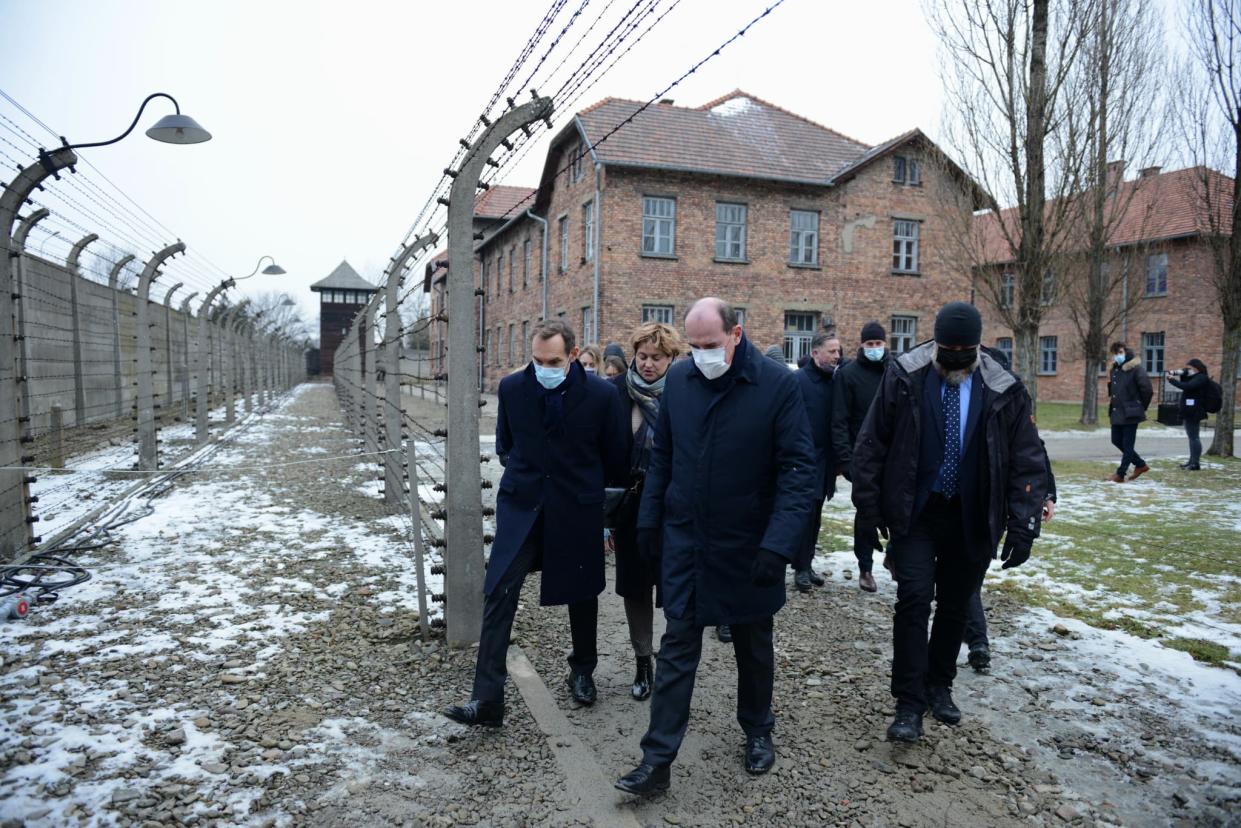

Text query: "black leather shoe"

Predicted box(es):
[927, 686, 962, 725]
[807, 568, 825, 587]
[886, 710, 923, 743]
[968, 645, 991, 672]
[615, 763, 670, 796]
[794, 569, 812, 593]
[744, 735, 775, 774]
[568, 672, 597, 705]
[716, 625, 732, 643]
[631, 656, 653, 701]
[442, 699, 503, 727]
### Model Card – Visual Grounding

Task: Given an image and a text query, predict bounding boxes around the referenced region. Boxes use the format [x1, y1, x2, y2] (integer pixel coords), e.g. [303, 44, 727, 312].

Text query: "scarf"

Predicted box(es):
[625, 364, 665, 472]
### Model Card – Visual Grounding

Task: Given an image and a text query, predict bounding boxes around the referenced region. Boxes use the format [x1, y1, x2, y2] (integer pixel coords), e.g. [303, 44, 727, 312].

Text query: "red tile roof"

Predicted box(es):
[474, 185, 537, 220]
[977, 165, 1234, 263]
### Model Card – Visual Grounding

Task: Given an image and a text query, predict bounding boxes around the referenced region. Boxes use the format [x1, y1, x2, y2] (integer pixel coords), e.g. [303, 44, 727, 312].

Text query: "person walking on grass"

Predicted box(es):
[851, 302, 1046, 743]
[615, 298, 815, 795]
[792, 332, 843, 593]
[831, 321, 891, 593]
[1167, 359, 1213, 471]
[1107, 341, 1153, 482]
[443, 320, 629, 727]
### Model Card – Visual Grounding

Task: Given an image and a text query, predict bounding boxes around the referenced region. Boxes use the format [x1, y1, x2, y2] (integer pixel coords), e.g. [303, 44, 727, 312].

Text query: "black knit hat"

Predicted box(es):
[860, 321, 886, 343]
[934, 302, 982, 347]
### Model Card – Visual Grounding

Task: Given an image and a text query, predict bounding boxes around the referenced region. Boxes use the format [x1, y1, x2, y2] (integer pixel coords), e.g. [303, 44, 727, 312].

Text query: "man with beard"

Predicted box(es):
[831, 321, 890, 592]
[851, 302, 1046, 742]
[792, 332, 843, 592]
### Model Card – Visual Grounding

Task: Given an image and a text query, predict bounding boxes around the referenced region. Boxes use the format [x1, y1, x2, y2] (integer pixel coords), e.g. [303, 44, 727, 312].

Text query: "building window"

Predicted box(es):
[508, 323, 515, 366]
[582, 201, 594, 262]
[893, 156, 921, 185]
[908, 158, 920, 185]
[485, 328, 492, 366]
[788, 209, 819, 265]
[481, 259, 490, 303]
[496, 325, 502, 366]
[1041, 270, 1055, 305]
[890, 315, 917, 354]
[570, 140, 585, 183]
[995, 337, 1013, 367]
[641, 304, 674, 325]
[782, 311, 818, 363]
[642, 196, 676, 256]
[558, 217, 569, 273]
[734, 308, 746, 330]
[715, 202, 747, 261]
[521, 321, 529, 363]
[999, 272, 1014, 308]
[581, 307, 593, 345]
[1039, 335, 1058, 375]
[892, 220, 919, 273]
[1145, 253, 1168, 296]
[1142, 331, 1165, 374]
[522, 239, 531, 288]
[893, 156, 906, 183]
[508, 247, 515, 293]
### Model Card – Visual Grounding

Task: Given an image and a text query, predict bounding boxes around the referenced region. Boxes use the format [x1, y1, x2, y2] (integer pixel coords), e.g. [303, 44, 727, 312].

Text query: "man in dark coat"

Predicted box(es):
[831, 321, 890, 592]
[615, 298, 816, 795]
[444, 320, 629, 727]
[1107, 341, 1154, 482]
[852, 302, 1046, 742]
[792, 332, 843, 592]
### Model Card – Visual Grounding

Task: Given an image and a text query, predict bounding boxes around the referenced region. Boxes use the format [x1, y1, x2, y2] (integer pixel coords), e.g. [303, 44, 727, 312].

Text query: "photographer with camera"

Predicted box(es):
[1167, 359, 1219, 471]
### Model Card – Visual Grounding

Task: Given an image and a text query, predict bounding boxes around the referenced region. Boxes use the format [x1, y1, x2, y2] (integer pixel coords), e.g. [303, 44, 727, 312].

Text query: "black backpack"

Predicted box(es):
[1203, 379, 1223, 414]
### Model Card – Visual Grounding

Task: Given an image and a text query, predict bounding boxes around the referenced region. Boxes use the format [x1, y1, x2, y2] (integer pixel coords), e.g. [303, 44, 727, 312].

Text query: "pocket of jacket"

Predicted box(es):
[1123, 400, 1145, 418]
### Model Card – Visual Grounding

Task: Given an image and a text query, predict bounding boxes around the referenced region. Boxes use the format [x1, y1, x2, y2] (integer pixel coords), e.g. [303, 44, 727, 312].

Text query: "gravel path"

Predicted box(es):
[2, 382, 1234, 827]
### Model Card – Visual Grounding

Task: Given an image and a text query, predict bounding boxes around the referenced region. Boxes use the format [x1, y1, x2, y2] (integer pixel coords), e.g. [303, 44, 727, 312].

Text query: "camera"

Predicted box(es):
[1168, 369, 1185, 377]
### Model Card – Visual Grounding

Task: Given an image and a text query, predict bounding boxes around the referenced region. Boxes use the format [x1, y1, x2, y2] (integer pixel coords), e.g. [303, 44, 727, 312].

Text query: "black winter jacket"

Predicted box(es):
[831, 348, 889, 468]
[794, 360, 839, 501]
[1108, 351, 1153, 426]
[850, 344, 1047, 558]
[1168, 371, 1209, 422]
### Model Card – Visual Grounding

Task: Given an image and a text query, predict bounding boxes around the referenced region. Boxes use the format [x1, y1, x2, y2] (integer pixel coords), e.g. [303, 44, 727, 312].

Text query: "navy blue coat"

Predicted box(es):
[636, 336, 817, 626]
[794, 360, 840, 502]
[488, 361, 630, 606]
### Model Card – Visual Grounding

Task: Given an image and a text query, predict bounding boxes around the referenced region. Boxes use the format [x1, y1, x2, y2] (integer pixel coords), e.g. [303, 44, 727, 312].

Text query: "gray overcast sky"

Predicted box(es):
[1, 0, 957, 323]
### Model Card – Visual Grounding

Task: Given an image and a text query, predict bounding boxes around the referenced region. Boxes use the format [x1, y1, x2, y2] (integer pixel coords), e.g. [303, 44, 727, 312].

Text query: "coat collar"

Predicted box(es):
[689, 333, 759, 385]
[897, 341, 1017, 396]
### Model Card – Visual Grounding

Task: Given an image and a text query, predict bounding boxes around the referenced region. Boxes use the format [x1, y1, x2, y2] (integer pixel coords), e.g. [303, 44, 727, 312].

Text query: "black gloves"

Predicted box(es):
[859, 516, 888, 554]
[638, 528, 662, 564]
[1001, 529, 1033, 569]
[751, 548, 787, 587]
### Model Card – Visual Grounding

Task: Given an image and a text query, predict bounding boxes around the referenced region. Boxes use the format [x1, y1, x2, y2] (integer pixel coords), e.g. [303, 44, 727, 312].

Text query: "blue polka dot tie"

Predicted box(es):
[943, 383, 961, 498]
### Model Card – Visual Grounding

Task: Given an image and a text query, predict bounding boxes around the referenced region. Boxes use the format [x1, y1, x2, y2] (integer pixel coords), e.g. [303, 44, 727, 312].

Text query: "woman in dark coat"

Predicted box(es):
[611, 321, 685, 700]
[1167, 358, 1211, 470]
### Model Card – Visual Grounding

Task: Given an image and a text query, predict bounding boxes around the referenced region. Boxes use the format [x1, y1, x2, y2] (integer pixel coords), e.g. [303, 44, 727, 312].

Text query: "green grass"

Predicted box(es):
[1034, 401, 1104, 431]
[1163, 637, 1232, 665]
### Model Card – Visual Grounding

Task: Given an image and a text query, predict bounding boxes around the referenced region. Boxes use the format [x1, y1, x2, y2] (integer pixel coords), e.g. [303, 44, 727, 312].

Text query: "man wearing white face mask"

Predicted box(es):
[615, 298, 815, 794]
[444, 320, 629, 727]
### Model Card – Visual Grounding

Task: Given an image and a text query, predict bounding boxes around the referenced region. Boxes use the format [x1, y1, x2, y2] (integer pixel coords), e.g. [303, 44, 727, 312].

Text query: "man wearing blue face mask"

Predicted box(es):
[444, 320, 629, 727]
[615, 297, 815, 794]
[831, 321, 891, 592]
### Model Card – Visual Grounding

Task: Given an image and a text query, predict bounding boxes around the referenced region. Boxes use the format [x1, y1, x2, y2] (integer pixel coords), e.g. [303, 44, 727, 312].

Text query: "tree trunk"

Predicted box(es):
[1016, 324, 1041, 411]
[1081, 356, 1100, 424]
[1208, 110, 1241, 458]
[1209, 325, 1238, 457]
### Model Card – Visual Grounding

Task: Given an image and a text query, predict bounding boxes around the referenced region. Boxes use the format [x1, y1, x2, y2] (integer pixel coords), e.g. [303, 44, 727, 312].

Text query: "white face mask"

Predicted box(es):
[692, 346, 729, 380]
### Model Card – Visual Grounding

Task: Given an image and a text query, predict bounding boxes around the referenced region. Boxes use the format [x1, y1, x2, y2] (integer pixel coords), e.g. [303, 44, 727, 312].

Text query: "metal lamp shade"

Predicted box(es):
[145, 113, 212, 144]
[262, 264, 287, 275]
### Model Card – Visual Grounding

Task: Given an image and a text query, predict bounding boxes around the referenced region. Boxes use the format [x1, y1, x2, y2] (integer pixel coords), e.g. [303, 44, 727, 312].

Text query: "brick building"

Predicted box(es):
[430, 91, 983, 389]
[310, 260, 377, 376]
[977, 165, 1238, 405]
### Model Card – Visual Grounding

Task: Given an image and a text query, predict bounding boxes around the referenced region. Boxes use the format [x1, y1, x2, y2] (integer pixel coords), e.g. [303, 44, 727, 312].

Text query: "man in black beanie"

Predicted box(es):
[831, 320, 891, 592]
[851, 301, 1046, 742]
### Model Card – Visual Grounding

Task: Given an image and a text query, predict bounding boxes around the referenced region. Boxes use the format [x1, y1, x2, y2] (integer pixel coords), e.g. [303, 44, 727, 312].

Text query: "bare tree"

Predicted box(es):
[247, 290, 312, 341]
[1176, 0, 1240, 457]
[1060, 0, 1168, 423]
[928, 0, 1094, 410]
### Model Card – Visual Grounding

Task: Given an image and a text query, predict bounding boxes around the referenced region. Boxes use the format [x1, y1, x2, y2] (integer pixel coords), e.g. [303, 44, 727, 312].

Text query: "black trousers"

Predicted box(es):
[890, 494, 989, 713]
[795, 492, 829, 571]
[964, 585, 987, 651]
[1185, 417, 1203, 467]
[471, 518, 598, 704]
[852, 512, 875, 574]
[1110, 423, 1146, 475]
[640, 611, 774, 767]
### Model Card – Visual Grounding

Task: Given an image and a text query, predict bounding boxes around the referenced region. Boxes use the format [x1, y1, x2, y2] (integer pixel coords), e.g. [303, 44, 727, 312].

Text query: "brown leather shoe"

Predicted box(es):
[1127, 464, 1151, 481]
[1107, 473, 1125, 483]
[859, 571, 878, 592]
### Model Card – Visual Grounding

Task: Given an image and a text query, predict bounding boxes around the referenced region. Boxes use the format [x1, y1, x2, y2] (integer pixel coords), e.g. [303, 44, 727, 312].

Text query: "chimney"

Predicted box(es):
[1106, 160, 1126, 191]
[658, 98, 675, 106]
[1139, 165, 1162, 178]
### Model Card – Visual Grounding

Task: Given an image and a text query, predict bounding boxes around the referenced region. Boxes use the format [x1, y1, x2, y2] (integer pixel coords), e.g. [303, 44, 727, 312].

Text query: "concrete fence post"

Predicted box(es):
[445, 96, 553, 646]
[1, 146, 76, 559]
[66, 233, 99, 427]
[107, 255, 137, 420]
[12, 209, 50, 432]
[161, 282, 183, 419]
[49, 405, 65, 470]
[179, 292, 197, 421]
[135, 241, 186, 470]
[196, 282, 233, 439]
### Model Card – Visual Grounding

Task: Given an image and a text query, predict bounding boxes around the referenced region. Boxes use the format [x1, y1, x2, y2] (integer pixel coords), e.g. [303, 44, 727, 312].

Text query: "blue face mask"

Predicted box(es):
[864, 347, 885, 362]
[534, 363, 567, 389]
[1114, 353, 1126, 366]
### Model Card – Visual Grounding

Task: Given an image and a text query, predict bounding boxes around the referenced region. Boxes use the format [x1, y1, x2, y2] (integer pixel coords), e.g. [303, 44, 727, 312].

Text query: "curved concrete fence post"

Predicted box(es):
[135, 241, 186, 470]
